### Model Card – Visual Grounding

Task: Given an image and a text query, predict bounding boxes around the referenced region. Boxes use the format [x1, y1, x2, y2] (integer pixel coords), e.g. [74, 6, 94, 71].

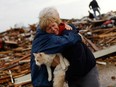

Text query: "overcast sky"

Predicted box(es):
[0, 0, 116, 32]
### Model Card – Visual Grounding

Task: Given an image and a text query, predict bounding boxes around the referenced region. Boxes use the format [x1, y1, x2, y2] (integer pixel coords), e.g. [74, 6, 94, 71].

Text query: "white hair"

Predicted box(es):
[39, 7, 60, 20]
[38, 7, 61, 30]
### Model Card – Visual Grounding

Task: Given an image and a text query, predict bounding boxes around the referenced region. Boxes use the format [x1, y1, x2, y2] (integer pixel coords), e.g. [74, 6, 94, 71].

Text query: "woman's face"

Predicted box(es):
[46, 22, 59, 35]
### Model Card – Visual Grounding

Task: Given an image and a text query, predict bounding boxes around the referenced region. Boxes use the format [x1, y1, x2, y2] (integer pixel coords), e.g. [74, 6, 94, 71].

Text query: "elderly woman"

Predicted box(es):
[31, 7, 100, 87]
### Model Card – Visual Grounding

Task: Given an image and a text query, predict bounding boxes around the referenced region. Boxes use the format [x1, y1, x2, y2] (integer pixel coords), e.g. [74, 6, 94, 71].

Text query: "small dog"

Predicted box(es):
[33, 52, 69, 87]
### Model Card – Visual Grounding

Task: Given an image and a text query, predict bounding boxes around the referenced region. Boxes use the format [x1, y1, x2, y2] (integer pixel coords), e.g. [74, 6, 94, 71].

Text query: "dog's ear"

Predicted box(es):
[33, 53, 36, 57]
[33, 53, 43, 57]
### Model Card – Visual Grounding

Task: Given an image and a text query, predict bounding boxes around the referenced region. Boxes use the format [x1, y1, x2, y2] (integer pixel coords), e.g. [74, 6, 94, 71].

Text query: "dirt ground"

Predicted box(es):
[97, 60, 116, 87]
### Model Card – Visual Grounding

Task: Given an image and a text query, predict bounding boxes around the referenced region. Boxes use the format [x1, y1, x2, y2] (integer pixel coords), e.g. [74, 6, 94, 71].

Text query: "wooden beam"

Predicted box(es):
[93, 45, 116, 58]
[14, 74, 31, 84]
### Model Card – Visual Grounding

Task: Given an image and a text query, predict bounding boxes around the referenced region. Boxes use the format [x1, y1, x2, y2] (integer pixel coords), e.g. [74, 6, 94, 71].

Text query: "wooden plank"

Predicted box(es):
[5, 41, 17, 44]
[93, 45, 116, 58]
[84, 36, 100, 51]
[14, 74, 31, 84]
[0, 54, 30, 71]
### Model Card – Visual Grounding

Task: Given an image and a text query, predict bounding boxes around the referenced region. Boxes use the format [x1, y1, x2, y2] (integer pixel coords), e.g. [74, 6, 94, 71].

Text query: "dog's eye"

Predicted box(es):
[39, 54, 42, 57]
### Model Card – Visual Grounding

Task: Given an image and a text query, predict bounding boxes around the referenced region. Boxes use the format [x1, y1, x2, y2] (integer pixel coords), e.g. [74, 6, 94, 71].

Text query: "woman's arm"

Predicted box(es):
[32, 24, 82, 54]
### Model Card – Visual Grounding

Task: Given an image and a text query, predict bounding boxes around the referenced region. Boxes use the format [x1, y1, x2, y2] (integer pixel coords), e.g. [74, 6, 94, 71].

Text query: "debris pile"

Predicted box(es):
[0, 11, 116, 87]
[0, 26, 36, 87]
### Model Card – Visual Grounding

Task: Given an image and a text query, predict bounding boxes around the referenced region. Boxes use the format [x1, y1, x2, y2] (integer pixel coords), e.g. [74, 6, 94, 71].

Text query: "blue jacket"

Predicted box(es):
[31, 24, 82, 87]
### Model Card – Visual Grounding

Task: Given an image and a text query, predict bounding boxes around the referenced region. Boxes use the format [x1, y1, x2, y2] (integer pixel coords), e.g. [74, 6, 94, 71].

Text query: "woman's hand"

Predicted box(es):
[51, 55, 60, 67]
[65, 24, 72, 30]
[58, 23, 72, 35]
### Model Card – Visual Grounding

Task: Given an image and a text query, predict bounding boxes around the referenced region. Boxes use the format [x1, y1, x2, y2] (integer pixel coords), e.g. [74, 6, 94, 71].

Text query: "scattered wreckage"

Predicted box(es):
[0, 11, 116, 87]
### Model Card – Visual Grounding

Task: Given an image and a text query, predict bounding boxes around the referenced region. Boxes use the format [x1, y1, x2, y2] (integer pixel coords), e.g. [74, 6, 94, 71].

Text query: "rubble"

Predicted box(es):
[0, 11, 116, 87]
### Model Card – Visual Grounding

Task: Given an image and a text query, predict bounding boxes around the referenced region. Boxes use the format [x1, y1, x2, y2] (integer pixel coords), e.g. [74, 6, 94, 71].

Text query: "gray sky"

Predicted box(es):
[0, 0, 116, 32]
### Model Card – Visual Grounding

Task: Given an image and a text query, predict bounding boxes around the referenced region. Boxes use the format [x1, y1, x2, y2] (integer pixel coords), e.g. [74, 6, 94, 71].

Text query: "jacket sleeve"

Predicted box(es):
[32, 26, 82, 54]
[46, 24, 81, 53]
